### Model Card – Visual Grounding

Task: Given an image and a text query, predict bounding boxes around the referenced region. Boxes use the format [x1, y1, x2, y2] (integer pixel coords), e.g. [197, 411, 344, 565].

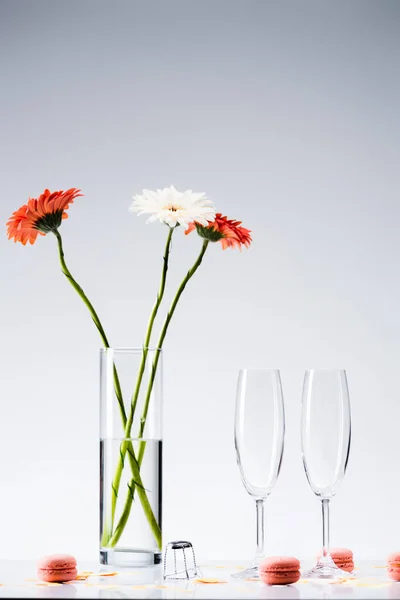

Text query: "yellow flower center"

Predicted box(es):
[164, 204, 183, 212]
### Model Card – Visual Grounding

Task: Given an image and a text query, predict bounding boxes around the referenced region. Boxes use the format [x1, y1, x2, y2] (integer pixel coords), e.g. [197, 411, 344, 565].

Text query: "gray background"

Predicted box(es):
[1, 0, 400, 561]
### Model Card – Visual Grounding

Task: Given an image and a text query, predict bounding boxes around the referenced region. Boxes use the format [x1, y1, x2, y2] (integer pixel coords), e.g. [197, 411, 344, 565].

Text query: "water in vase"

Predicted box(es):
[100, 438, 162, 567]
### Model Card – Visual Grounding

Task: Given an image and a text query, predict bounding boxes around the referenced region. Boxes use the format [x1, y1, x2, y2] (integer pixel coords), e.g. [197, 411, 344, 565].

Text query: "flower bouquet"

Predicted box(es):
[7, 185, 251, 566]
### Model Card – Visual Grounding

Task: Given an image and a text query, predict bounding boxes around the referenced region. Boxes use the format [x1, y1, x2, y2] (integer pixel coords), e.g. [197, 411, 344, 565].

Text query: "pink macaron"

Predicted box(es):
[387, 553, 400, 581]
[318, 548, 354, 572]
[260, 556, 301, 586]
[37, 554, 78, 583]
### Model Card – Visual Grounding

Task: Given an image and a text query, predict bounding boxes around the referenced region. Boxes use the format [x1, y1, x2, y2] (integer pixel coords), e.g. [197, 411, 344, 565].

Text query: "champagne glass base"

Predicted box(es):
[302, 559, 353, 580]
[231, 566, 260, 580]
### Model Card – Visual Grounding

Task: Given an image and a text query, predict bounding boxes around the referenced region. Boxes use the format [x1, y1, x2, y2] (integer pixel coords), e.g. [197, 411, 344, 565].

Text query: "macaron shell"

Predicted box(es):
[388, 568, 400, 582]
[37, 554, 77, 570]
[334, 560, 354, 572]
[260, 571, 300, 586]
[330, 548, 353, 561]
[387, 554, 400, 581]
[387, 553, 400, 566]
[38, 567, 78, 583]
[317, 548, 353, 561]
[261, 556, 301, 572]
[260, 556, 301, 586]
[317, 548, 354, 572]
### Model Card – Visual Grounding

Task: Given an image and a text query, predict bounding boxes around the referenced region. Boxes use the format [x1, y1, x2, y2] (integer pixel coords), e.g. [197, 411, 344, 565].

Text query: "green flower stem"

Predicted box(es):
[122, 440, 162, 549]
[140, 239, 210, 437]
[106, 227, 174, 543]
[53, 230, 160, 547]
[108, 239, 210, 548]
[107, 438, 148, 547]
[54, 230, 126, 424]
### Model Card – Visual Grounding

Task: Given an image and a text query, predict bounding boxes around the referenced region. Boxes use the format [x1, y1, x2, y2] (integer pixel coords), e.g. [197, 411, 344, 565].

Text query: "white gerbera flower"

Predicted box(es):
[129, 185, 216, 229]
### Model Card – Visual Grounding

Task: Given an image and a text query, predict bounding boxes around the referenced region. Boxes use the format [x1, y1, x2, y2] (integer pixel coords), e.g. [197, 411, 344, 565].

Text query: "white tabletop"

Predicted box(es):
[0, 560, 397, 599]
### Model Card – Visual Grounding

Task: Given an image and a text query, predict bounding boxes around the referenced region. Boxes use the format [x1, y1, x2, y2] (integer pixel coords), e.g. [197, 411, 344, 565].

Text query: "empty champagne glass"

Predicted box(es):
[301, 369, 352, 579]
[233, 369, 285, 580]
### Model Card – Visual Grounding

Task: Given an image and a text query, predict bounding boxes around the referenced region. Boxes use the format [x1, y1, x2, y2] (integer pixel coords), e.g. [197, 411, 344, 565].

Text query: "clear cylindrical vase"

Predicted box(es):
[100, 348, 162, 567]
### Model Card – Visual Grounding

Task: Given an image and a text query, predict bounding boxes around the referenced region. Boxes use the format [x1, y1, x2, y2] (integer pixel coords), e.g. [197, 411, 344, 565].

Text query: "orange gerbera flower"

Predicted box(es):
[185, 213, 252, 250]
[7, 188, 82, 245]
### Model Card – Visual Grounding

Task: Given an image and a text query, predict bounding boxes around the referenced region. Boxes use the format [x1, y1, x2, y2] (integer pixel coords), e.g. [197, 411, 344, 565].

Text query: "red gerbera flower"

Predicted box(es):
[6, 188, 82, 245]
[185, 213, 252, 250]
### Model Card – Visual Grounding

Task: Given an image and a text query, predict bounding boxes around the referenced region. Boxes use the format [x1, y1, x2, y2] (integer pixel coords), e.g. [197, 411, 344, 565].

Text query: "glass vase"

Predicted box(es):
[100, 348, 162, 567]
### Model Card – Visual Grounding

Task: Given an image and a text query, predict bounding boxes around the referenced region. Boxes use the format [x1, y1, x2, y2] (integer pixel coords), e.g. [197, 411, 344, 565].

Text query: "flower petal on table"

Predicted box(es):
[194, 578, 227, 584]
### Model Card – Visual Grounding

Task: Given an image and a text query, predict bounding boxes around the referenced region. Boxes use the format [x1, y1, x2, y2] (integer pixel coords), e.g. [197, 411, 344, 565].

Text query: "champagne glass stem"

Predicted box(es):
[321, 498, 330, 559]
[255, 498, 266, 560]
